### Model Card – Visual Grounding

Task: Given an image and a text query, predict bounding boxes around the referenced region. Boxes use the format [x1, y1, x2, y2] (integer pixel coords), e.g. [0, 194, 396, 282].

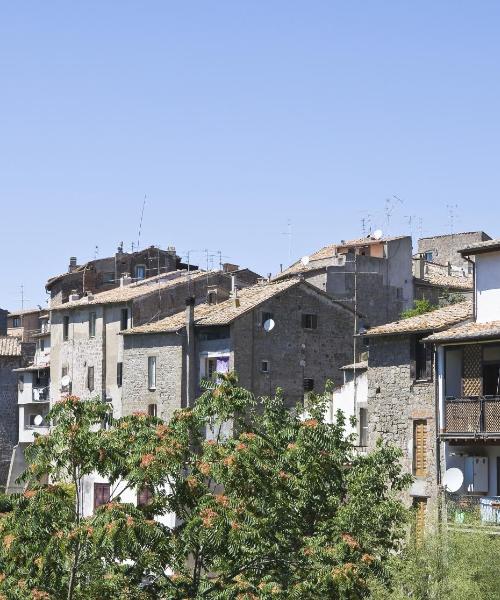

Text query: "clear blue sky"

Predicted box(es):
[1, 1, 499, 309]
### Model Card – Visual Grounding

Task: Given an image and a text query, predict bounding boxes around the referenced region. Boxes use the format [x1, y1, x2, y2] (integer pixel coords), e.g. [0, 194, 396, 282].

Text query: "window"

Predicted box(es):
[12, 317, 20, 328]
[302, 314, 318, 330]
[18, 375, 24, 393]
[135, 265, 146, 280]
[148, 356, 157, 390]
[94, 483, 111, 511]
[206, 356, 229, 380]
[303, 378, 314, 392]
[103, 272, 114, 284]
[148, 403, 157, 417]
[87, 366, 95, 392]
[359, 408, 368, 447]
[207, 291, 217, 305]
[117, 362, 123, 388]
[261, 360, 270, 373]
[468, 261, 474, 275]
[40, 338, 45, 352]
[261, 311, 273, 327]
[89, 312, 96, 338]
[424, 251, 433, 262]
[137, 486, 153, 507]
[120, 308, 128, 331]
[413, 420, 428, 477]
[412, 334, 432, 381]
[63, 316, 70, 341]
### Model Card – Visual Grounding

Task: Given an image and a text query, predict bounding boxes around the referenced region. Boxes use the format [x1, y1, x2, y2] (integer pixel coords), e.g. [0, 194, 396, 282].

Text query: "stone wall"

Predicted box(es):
[418, 232, 491, 270]
[122, 333, 184, 421]
[367, 335, 438, 506]
[0, 356, 22, 489]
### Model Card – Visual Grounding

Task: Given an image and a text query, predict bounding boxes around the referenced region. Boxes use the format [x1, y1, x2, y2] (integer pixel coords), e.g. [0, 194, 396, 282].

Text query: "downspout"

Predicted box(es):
[463, 253, 476, 320]
[185, 297, 195, 408]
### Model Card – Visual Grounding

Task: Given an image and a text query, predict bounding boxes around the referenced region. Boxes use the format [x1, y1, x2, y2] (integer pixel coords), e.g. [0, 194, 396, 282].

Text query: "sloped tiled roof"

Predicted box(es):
[365, 301, 472, 337]
[459, 239, 500, 256]
[125, 278, 349, 335]
[51, 270, 208, 311]
[414, 273, 473, 291]
[0, 336, 22, 356]
[8, 307, 41, 317]
[423, 320, 500, 343]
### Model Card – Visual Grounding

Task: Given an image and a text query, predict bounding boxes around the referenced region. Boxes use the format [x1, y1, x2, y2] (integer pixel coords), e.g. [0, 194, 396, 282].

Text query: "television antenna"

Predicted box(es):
[137, 195, 146, 250]
[446, 204, 459, 234]
[281, 219, 292, 262]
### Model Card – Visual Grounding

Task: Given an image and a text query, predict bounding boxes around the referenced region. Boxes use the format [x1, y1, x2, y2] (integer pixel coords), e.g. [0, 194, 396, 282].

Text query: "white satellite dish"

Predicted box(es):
[263, 318, 275, 332]
[372, 229, 383, 240]
[300, 255, 310, 267]
[443, 467, 464, 493]
[33, 414, 44, 427]
[61, 375, 71, 387]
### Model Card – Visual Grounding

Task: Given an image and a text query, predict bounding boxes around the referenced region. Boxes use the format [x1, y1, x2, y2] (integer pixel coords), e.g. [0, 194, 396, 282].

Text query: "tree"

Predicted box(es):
[401, 299, 436, 319]
[0, 376, 411, 599]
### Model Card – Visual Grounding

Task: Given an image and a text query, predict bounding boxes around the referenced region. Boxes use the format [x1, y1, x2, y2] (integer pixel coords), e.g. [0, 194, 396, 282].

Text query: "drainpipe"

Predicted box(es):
[185, 296, 196, 407]
[463, 254, 476, 320]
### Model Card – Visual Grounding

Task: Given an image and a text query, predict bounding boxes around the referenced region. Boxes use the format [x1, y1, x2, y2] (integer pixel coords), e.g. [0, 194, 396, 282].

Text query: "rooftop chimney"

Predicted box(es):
[68, 257, 78, 273]
[223, 263, 239, 273]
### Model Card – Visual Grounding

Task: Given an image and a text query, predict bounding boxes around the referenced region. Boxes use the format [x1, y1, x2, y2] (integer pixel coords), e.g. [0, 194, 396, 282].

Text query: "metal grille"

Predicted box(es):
[484, 398, 500, 433]
[446, 399, 481, 432]
[462, 344, 482, 396]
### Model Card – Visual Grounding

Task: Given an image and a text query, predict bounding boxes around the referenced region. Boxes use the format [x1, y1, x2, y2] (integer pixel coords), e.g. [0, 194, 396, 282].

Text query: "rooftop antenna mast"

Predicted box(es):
[20, 284, 24, 310]
[137, 195, 146, 251]
[446, 204, 458, 234]
[282, 219, 292, 262]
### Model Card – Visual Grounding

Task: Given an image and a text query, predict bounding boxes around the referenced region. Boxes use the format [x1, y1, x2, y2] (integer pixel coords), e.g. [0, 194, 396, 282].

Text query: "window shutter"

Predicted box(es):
[413, 420, 428, 477]
[410, 336, 416, 381]
[413, 497, 427, 544]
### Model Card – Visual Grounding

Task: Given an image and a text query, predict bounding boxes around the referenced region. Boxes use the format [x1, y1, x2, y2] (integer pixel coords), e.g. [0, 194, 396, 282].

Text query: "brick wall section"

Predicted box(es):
[0, 356, 22, 489]
[367, 336, 438, 505]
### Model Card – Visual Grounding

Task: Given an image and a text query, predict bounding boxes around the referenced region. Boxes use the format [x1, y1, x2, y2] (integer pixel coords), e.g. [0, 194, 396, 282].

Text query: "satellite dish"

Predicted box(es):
[263, 319, 275, 332]
[300, 255, 310, 267]
[61, 375, 71, 387]
[372, 229, 383, 240]
[33, 414, 44, 427]
[443, 467, 464, 493]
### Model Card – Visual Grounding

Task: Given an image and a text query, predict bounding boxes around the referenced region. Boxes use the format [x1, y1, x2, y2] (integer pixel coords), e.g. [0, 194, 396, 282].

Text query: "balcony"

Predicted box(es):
[446, 494, 500, 533]
[32, 386, 49, 403]
[445, 396, 500, 436]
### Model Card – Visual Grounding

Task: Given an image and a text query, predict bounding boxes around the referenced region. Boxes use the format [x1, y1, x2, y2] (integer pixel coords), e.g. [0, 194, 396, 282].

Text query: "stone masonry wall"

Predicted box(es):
[418, 232, 491, 270]
[122, 333, 184, 422]
[367, 336, 438, 506]
[0, 356, 22, 489]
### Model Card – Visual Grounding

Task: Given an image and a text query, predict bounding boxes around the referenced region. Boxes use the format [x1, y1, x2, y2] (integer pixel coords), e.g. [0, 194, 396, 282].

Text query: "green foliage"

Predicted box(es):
[438, 288, 466, 307]
[368, 528, 500, 600]
[401, 299, 437, 319]
[0, 378, 411, 599]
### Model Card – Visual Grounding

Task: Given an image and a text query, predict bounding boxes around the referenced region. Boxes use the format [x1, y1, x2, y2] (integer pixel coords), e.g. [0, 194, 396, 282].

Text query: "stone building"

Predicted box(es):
[6, 312, 51, 493]
[121, 278, 357, 420]
[48, 267, 259, 515]
[0, 337, 35, 490]
[45, 245, 194, 307]
[0, 309, 7, 336]
[364, 301, 472, 518]
[424, 239, 500, 512]
[275, 235, 414, 327]
[7, 308, 46, 342]
[417, 231, 491, 276]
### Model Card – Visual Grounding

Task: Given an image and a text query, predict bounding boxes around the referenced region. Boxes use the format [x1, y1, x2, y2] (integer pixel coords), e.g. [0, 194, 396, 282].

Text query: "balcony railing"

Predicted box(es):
[446, 494, 500, 529]
[446, 396, 500, 434]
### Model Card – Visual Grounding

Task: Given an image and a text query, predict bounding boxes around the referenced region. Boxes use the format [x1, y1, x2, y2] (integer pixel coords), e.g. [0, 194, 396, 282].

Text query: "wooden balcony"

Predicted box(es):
[445, 397, 500, 436]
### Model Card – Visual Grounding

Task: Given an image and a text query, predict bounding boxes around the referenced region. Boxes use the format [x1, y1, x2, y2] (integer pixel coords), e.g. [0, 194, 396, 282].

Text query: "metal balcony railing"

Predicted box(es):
[445, 396, 500, 434]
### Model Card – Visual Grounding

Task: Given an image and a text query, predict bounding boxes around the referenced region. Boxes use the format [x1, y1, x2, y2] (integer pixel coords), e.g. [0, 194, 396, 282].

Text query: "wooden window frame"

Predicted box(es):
[413, 419, 428, 478]
[301, 313, 318, 330]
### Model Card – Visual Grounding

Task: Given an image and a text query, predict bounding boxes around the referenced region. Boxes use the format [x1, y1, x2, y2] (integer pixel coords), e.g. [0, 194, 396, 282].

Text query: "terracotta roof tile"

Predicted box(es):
[365, 301, 472, 337]
[459, 239, 500, 256]
[423, 320, 500, 343]
[0, 336, 22, 356]
[414, 273, 473, 291]
[51, 270, 207, 311]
